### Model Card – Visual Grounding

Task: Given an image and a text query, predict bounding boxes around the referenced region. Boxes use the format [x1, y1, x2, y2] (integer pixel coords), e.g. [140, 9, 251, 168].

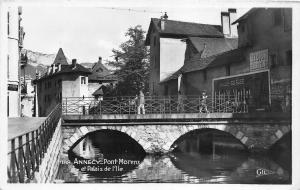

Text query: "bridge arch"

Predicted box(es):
[62, 123, 291, 154]
[64, 126, 148, 154]
[170, 128, 248, 152]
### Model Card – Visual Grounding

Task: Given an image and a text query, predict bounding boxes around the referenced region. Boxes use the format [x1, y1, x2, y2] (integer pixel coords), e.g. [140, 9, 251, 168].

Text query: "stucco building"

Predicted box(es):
[161, 8, 292, 112]
[35, 48, 91, 116]
[145, 9, 238, 95]
[7, 6, 25, 117]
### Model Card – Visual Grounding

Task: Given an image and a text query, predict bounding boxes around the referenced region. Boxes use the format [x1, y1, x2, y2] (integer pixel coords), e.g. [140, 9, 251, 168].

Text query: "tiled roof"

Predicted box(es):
[145, 18, 223, 45]
[53, 48, 69, 65]
[81, 62, 96, 69]
[92, 87, 104, 96]
[36, 64, 91, 81]
[188, 37, 238, 58]
[161, 48, 245, 83]
[88, 61, 117, 82]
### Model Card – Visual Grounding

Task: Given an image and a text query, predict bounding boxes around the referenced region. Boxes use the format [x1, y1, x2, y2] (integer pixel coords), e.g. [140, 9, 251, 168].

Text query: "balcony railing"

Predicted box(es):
[7, 104, 61, 183]
[62, 95, 251, 115]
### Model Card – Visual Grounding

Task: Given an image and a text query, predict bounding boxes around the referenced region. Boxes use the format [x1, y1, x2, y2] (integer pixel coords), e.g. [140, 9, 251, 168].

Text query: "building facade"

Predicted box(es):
[145, 9, 238, 95]
[35, 48, 91, 116]
[162, 8, 292, 112]
[7, 6, 25, 117]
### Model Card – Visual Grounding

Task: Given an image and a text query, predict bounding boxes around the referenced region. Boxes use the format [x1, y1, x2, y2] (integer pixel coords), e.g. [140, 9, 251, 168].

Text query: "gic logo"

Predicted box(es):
[256, 168, 275, 177]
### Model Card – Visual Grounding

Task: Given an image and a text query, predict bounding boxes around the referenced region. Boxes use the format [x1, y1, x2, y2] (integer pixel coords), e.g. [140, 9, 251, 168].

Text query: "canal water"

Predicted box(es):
[55, 130, 291, 184]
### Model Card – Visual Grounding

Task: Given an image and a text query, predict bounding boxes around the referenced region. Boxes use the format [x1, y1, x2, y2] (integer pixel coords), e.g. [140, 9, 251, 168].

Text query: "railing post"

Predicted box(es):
[18, 136, 25, 183]
[10, 139, 17, 182]
[35, 130, 40, 170]
[25, 134, 31, 179]
[30, 131, 36, 173]
[65, 98, 68, 115]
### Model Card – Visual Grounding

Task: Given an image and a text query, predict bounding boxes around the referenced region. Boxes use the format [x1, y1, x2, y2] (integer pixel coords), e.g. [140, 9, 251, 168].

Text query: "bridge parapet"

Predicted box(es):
[62, 95, 255, 115]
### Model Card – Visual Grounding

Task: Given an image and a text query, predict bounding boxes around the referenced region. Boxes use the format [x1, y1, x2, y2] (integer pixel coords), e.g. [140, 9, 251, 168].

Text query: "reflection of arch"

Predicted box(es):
[169, 151, 247, 182]
[170, 128, 248, 151]
[67, 128, 146, 179]
[68, 128, 145, 154]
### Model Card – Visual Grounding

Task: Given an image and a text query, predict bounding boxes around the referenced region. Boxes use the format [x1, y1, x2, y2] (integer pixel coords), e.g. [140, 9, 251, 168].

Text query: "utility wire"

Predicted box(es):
[99, 7, 164, 14]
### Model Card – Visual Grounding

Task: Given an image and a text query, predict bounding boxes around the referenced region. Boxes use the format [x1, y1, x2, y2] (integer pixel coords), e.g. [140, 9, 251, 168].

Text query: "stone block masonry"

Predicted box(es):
[62, 118, 291, 154]
[32, 119, 63, 183]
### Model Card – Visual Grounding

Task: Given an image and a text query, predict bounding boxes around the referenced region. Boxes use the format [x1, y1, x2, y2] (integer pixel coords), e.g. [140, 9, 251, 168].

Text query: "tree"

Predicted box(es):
[107, 25, 150, 96]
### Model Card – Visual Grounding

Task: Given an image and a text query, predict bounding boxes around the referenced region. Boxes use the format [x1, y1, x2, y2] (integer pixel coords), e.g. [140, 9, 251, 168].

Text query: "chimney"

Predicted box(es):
[221, 12, 230, 37]
[160, 12, 168, 31]
[228, 8, 238, 38]
[47, 66, 51, 75]
[98, 57, 102, 63]
[71, 59, 77, 69]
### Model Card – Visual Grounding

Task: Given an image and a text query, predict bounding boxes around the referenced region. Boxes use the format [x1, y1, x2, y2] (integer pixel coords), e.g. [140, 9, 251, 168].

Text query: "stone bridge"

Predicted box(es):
[61, 113, 291, 154]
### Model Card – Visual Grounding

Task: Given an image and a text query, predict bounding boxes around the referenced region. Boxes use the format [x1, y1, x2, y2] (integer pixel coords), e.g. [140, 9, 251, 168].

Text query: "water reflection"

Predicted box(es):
[55, 129, 291, 184]
[68, 130, 145, 179]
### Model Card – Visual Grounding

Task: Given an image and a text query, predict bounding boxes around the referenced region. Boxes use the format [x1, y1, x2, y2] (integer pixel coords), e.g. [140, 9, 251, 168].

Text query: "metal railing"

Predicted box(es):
[7, 104, 62, 183]
[62, 95, 250, 115]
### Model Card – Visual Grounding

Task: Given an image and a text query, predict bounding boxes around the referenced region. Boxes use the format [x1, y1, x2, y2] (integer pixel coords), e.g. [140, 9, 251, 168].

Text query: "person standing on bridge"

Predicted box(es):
[137, 90, 145, 114]
[199, 91, 209, 113]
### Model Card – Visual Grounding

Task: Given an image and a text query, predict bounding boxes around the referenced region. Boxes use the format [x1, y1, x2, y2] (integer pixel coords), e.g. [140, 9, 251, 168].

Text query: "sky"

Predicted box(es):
[21, 5, 250, 64]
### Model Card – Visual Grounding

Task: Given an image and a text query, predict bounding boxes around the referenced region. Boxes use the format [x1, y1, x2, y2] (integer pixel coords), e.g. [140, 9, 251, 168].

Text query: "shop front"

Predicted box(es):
[213, 70, 270, 112]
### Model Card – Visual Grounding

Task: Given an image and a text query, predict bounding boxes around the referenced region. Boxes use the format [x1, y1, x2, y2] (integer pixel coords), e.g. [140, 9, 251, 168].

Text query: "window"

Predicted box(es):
[203, 69, 207, 81]
[274, 9, 282, 26]
[269, 54, 277, 68]
[7, 95, 9, 116]
[226, 64, 230, 76]
[286, 50, 292, 65]
[81, 76, 86, 84]
[7, 55, 9, 78]
[7, 12, 10, 35]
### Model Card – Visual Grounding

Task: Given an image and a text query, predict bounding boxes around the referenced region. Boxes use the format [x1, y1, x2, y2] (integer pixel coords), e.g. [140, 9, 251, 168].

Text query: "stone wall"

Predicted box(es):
[62, 119, 291, 154]
[33, 119, 63, 183]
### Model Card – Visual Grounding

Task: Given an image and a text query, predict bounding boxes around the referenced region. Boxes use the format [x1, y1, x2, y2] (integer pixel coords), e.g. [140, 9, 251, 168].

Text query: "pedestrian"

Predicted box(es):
[199, 91, 209, 113]
[137, 90, 145, 114]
